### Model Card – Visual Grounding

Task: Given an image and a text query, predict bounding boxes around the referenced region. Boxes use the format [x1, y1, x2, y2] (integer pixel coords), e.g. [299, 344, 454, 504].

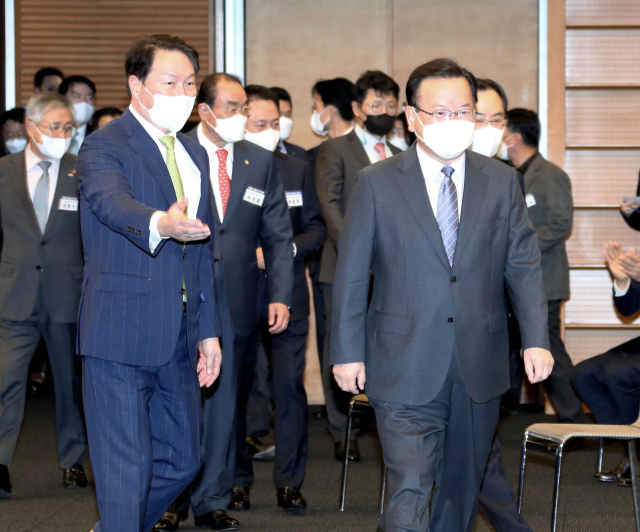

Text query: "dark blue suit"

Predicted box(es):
[77, 108, 221, 532]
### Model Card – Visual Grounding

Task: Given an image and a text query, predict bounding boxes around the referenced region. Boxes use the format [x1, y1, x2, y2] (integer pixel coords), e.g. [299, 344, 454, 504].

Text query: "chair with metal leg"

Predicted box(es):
[517, 416, 640, 532]
[339, 393, 387, 513]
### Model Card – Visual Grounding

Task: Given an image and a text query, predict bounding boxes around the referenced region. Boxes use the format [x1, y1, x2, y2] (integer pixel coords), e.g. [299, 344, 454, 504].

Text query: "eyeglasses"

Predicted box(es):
[364, 102, 398, 115]
[220, 106, 252, 118]
[413, 106, 475, 122]
[475, 117, 508, 130]
[40, 124, 76, 138]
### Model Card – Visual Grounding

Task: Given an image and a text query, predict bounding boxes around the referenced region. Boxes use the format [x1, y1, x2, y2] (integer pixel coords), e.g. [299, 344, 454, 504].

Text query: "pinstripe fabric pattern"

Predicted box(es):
[436, 166, 459, 267]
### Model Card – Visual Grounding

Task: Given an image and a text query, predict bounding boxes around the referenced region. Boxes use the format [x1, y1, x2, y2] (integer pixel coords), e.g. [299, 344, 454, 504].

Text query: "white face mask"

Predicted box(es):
[140, 85, 195, 132]
[388, 135, 409, 151]
[471, 125, 505, 158]
[310, 108, 330, 136]
[244, 128, 280, 152]
[73, 102, 95, 126]
[205, 105, 248, 143]
[414, 109, 475, 160]
[496, 133, 517, 161]
[279, 117, 293, 141]
[35, 126, 71, 160]
[5, 138, 27, 154]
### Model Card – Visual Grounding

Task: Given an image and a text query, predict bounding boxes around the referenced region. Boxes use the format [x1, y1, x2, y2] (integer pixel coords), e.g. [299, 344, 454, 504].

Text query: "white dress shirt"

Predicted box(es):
[25, 144, 60, 215]
[614, 279, 631, 297]
[197, 122, 234, 222]
[354, 124, 393, 164]
[128, 105, 202, 252]
[416, 144, 465, 220]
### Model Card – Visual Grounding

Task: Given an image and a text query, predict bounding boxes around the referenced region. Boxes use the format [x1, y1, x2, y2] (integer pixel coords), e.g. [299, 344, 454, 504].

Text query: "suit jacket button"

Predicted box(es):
[179, 288, 186, 295]
[36, 265, 42, 271]
[182, 253, 186, 259]
[41, 241, 46, 246]
[219, 230, 225, 236]
[448, 316, 453, 323]
[213, 258, 220, 263]
[450, 275, 456, 283]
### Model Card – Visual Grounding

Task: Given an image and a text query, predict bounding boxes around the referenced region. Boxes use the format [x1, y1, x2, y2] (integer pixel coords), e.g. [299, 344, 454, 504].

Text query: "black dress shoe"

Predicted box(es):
[595, 454, 630, 482]
[228, 487, 250, 510]
[335, 440, 360, 462]
[246, 436, 276, 461]
[277, 487, 307, 510]
[0, 464, 11, 498]
[194, 510, 239, 530]
[153, 510, 179, 531]
[63, 463, 88, 488]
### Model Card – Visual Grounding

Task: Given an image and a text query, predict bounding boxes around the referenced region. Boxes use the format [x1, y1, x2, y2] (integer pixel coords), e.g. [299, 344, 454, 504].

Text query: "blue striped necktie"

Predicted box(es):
[436, 166, 458, 267]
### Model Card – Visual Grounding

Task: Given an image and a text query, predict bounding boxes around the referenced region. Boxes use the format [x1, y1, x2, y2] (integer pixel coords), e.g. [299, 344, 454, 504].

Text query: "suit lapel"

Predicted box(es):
[523, 153, 543, 191]
[346, 130, 372, 169]
[13, 152, 42, 234]
[222, 141, 249, 226]
[396, 146, 451, 270]
[451, 151, 488, 269]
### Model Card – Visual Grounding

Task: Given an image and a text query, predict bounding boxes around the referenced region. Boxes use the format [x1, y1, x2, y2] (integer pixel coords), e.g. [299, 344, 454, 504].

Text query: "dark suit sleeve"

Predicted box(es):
[293, 162, 327, 261]
[614, 281, 640, 316]
[198, 159, 222, 341]
[503, 168, 550, 351]
[259, 155, 294, 307]
[329, 170, 375, 365]
[621, 173, 640, 231]
[535, 168, 573, 254]
[77, 131, 163, 256]
[315, 141, 344, 252]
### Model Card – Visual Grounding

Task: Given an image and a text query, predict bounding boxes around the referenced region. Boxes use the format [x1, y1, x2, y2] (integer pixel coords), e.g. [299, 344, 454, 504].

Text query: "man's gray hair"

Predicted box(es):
[25, 92, 75, 124]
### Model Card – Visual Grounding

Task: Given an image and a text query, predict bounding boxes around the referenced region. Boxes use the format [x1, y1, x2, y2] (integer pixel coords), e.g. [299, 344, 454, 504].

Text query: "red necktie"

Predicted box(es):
[216, 149, 231, 216]
[374, 142, 387, 161]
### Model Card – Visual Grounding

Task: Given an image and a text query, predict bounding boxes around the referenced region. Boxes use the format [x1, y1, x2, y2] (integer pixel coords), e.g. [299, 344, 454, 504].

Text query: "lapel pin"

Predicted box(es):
[245, 160, 249, 165]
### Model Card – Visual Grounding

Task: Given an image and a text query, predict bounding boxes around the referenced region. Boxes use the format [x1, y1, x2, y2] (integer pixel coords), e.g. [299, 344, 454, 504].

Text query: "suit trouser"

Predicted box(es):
[371, 353, 500, 532]
[308, 255, 326, 367]
[245, 339, 271, 438]
[235, 316, 309, 489]
[546, 299, 589, 423]
[571, 336, 640, 425]
[477, 435, 533, 532]
[191, 268, 250, 516]
[320, 282, 355, 442]
[0, 291, 86, 470]
[83, 314, 201, 532]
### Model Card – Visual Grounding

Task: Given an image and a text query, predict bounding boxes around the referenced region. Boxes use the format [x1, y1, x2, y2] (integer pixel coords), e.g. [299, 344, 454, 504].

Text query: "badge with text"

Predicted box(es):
[243, 186, 265, 207]
[286, 191, 303, 208]
[59, 196, 79, 211]
[525, 194, 536, 208]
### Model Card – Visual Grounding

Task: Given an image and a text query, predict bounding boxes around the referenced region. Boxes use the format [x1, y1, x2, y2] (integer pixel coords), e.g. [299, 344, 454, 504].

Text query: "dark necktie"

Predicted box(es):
[436, 166, 458, 267]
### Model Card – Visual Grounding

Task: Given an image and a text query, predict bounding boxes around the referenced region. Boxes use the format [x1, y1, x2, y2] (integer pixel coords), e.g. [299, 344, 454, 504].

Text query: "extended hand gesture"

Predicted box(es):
[158, 197, 211, 242]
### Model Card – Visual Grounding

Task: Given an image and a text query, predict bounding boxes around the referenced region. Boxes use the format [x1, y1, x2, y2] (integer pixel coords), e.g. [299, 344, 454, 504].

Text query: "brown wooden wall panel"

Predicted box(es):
[566, 0, 640, 26]
[565, 269, 640, 324]
[567, 149, 640, 205]
[567, 209, 640, 266]
[566, 90, 640, 147]
[565, 328, 639, 365]
[18, 0, 210, 109]
[566, 29, 640, 86]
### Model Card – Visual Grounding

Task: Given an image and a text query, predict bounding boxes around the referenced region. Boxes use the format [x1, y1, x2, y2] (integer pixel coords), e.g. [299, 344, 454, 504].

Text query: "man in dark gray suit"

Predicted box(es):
[331, 59, 554, 532]
[503, 108, 588, 425]
[0, 92, 87, 496]
[315, 70, 401, 461]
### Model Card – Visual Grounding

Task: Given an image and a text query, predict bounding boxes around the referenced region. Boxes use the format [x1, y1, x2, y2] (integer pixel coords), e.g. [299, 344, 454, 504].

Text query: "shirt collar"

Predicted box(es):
[197, 122, 234, 162]
[416, 144, 466, 184]
[76, 123, 88, 137]
[355, 124, 385, 147]
[128, 104, 176, 142]
[25, 143, 57, 172]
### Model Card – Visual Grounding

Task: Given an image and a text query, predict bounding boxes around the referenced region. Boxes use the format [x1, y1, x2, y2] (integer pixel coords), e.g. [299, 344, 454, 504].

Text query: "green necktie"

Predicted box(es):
[159, 135, 187, 302]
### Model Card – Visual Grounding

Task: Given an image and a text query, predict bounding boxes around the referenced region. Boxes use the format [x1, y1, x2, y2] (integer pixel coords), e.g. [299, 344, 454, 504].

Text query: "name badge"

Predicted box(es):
[243, 187, 265, 207]
[286, 191, 303, 208]
[525, 194, 536, 208]
[59, 196, 79, 211]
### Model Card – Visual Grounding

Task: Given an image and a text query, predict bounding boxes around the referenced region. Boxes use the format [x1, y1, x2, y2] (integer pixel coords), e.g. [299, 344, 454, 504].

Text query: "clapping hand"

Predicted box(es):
[618, 248, 640, 283]
[604, 242, 630, 290]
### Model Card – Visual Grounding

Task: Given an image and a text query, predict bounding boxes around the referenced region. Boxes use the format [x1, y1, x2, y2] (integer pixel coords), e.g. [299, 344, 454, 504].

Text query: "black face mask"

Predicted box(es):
[363, 113, 396, 137]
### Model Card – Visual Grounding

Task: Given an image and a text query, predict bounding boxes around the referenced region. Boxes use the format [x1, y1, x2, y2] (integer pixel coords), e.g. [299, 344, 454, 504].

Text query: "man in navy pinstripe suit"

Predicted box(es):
[77, 35, 222, 532]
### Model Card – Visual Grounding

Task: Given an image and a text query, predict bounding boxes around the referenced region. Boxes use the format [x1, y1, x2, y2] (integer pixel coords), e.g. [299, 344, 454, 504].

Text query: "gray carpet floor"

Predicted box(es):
[2, 392, 638, 532]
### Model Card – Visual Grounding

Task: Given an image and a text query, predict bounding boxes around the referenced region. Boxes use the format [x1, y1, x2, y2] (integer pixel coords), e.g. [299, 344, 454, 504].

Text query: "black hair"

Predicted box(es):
[59, 75, 97, 97]
[34, 67, 64, 89]
[0, 107, 26, 128]
[245, 85, 279, 110]
[396, 111, 416, 146]
[476, 78, 508, 113]
[506, 108, 540, 148]
[91, 107, 123, 130]
[125, 34, 200, 98]
[311, 78, 355, 121]
[354, 70, 399, 105]
[197, 73, 243, 107]
[406, 58, 477, 108]
[270, 87, 291, 107]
